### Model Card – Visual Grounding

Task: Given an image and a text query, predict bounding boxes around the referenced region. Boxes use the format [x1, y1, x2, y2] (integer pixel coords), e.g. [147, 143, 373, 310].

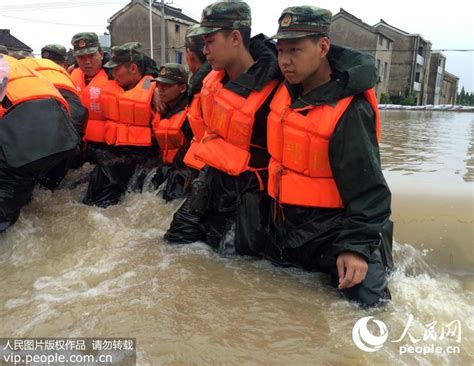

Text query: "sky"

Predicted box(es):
[1, 0, 473, 92]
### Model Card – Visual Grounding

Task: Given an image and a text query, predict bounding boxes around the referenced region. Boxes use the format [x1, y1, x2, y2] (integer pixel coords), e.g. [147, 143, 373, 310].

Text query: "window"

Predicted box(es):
[175, 24, 180, 33]
[379, 35, 383, 45]
[386, 40, 390, 50]
[384, 62, 388, 82]
[415, 72, 420, 83]
[376, 59, 381, 72]
[175, 51, 183, 64]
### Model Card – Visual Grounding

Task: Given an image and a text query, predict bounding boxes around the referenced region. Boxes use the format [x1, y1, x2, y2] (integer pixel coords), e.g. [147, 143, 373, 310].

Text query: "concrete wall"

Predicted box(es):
[374, 25, 414, 101]
[330, 17, 377, 56]
[109, 3, 191, 66]
[374, 34, 392, 99]
[427, 53, 445, 105]
[440, 73, 459, 104]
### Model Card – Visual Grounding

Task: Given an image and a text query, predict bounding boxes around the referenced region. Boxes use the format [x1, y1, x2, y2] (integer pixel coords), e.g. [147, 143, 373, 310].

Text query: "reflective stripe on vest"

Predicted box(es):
[153, 108, 188, 165]
[19, 58, 79, 97]
[100, 76, 155, 146]
[0, 55, 69, 118]
[267, 84, 381, 208]
[71, 68, 109, 142]
[193, 70, 278, 176]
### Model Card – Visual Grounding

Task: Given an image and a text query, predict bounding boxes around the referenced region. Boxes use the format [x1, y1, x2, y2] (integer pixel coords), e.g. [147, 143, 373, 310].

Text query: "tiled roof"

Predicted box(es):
[0, 29, 33, 51]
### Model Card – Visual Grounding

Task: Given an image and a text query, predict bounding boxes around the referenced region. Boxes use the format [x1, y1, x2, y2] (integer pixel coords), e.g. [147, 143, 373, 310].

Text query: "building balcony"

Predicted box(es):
[416, 53, 424, 66]
[413, 81, 422, 92]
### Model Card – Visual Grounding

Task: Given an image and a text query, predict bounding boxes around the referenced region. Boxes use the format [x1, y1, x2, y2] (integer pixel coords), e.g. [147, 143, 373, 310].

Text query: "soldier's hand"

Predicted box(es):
[336, 251, 368, 289]
[153, 88, 168, 114]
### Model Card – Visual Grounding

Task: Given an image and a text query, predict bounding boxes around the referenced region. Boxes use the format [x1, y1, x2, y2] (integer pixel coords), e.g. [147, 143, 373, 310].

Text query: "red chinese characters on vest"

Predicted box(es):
[71, 68, 109, 142]
[100, 76, 155, 146]
[267, 84, 381, 208]
[191, 70, 278, 176]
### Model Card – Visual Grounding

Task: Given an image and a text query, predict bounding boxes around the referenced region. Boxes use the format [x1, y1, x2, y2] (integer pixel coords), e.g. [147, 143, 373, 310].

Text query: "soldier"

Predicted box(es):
[70, 32, 109, 142]
[164, 24, 211, 243]
[41, 44, 68, 69]
[263, 6, 393, 306]
[151, 62, 198, 202]
[0, 45, 8, 55]
[166, 1, 282, 254]
[82, 42, 159, 207]
[0, 54, 80, 231]
[9, 50, 33, 60]
[19, 52, 87, 189]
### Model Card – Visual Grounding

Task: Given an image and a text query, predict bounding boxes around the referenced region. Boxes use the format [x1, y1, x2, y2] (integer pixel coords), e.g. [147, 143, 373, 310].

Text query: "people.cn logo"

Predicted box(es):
[352, 316, 389, 352]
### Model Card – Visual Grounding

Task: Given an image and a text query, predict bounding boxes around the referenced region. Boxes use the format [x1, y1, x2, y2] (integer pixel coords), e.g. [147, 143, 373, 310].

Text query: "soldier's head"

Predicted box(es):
[185, 24, 206, 74]
[10, 50, 33, 60]
[103, 42, 147, 90]
[41, 44, 68, 68]
[192, 1, 252, 71]
[0, 45, 8, 55]
[71, 32, 103, 77]
[155, 63, 188, 105]
[270, 6, 332, 88]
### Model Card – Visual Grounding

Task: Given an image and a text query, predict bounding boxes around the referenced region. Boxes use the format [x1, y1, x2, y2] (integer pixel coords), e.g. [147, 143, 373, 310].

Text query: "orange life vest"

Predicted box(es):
[70, 68, 109, 142]
[152, 108, 188, 165]
[100, 76, 155, 147]
[183, 92, 206, 170]
[192, 70, 279, 176]
[267, 84, 381, 208]
[0, 55, 69, 118]
[19, 58, 79, 97]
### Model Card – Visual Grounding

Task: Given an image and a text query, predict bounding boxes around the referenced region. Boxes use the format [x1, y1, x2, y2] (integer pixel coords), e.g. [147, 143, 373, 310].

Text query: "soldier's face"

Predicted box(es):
[112, 63, 137, 90]
[276, 36, 330, 86]
[202, 31, 235, 70]
[76, 51, 103, 77]
[157, 82, 186, 104]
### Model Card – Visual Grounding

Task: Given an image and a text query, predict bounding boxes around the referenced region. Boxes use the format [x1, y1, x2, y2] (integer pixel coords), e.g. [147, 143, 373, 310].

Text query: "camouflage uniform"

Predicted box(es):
[263, 6, 393, 306]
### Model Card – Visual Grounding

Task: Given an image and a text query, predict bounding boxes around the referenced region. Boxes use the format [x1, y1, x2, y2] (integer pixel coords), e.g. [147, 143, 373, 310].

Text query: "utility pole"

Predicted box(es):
[149, 0, 153, 59]
[160, 0, 166, 64]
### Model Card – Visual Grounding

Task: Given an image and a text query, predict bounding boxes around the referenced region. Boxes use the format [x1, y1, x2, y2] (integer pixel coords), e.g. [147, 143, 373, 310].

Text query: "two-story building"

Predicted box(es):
[108, 0, 197, 65]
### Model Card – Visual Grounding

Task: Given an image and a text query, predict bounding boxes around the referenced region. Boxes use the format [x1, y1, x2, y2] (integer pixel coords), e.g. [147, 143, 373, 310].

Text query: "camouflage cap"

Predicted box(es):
[103, 42, 145, 68]
[9, 50, 33, 60]
[185, 24, 204, 52]
[193, 0, 252, 37]
[155, 63, 188, 84]
[269, 6, 332, 40]
[41, 44, 67, 61]
[71, 32, 100, 56]
[0, 45, 8, 55]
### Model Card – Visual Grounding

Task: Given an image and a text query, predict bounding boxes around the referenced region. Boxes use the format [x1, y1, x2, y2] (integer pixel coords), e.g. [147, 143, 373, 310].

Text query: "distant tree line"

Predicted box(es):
[458, 87, 474, 106]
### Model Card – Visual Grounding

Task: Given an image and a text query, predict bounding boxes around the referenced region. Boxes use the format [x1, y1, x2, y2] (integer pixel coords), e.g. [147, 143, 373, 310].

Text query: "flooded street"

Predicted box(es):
[0, 111, 473, 365]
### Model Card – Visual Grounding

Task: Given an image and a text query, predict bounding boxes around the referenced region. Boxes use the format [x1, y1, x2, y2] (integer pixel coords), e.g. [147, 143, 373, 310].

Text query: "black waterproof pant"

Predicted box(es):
[262, 219, 394, 307]
[0, 150, 77, 232]
[83, 144, 159, 208]
[165, 167, 264, 255]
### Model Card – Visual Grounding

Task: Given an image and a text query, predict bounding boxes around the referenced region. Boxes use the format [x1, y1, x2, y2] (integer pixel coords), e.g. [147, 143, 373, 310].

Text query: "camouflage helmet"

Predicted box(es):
[269, 6, 332, 40]
[9, 50, 34, 60]
[71, 32, 100, 56]
[155, 63, 188, 84]
[0, 45, 8, 55]
[185, 24, 205, 53]
[192, 0, 251, 37]
[103, 42, 145, 68]
[41, 44, 67, 61]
